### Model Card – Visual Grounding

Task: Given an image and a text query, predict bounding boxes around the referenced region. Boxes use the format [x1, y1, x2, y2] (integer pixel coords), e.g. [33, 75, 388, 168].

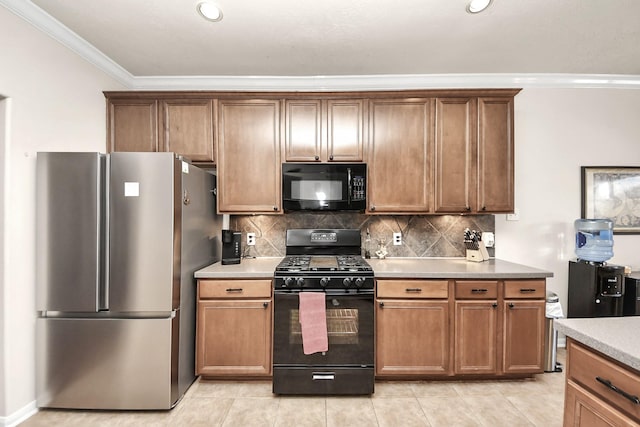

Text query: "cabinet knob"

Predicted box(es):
[263, 302, 269, 308]
[481, 206, 487, 211]
[508, 302, 515, 309]
[370, 205, 376, 211]
[315, 155, 320, 161]
[329, 155, 334, 161]
[379, 302, 384, 308]
[492, 303, 498, 308]
[273, 206, 278, 211]
[466, 206, 471, 211]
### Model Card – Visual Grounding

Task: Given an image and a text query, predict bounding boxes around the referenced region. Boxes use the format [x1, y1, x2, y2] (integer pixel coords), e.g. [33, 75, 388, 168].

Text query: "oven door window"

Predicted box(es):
[273, 292, 374, 366]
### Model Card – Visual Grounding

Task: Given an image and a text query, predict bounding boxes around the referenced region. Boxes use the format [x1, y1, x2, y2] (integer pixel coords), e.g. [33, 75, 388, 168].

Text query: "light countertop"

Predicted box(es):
[367, 258, 552, 279]
[555, 317, 640, 371]
[195, 257, 282, 279]
[194, 257, 552, 279]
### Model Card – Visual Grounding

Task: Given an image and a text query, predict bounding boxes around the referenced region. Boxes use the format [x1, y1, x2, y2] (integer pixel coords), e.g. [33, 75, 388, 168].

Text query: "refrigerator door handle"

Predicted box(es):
[99, 154, 109, 311]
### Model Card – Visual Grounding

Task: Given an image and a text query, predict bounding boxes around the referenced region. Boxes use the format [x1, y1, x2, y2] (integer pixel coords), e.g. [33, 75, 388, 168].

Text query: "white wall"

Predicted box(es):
[0, 6, 124, 422]
[497, 88, 640, 313]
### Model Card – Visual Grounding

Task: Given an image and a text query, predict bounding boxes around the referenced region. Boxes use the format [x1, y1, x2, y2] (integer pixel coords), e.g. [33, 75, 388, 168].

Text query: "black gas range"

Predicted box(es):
[274, 254, 374, 290]
[272, 229, 375, 395]
[274, 229, 374, 291]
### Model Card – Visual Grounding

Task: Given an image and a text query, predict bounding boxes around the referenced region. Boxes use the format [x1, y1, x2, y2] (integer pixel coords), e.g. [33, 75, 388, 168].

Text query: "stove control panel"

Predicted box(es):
[275, 275, 374, 290]
[310, 232, 337, 242]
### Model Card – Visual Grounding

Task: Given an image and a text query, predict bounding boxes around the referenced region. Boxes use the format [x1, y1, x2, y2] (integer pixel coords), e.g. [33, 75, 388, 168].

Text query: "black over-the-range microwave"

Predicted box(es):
[282, 163, 367, 211]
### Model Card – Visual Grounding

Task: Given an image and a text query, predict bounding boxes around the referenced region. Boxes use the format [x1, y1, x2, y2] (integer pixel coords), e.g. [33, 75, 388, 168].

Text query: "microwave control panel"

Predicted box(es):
[352, 175, 365, 201]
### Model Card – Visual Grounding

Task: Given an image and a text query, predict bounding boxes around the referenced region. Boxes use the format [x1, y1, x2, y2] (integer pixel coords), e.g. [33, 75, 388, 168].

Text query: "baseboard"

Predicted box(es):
[0, 401, 37, 427]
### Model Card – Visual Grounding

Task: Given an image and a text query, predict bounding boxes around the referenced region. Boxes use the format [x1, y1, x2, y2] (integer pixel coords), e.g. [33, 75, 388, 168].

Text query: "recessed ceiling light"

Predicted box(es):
[197, 2, 223, 22]
[466, 0, 493, 14]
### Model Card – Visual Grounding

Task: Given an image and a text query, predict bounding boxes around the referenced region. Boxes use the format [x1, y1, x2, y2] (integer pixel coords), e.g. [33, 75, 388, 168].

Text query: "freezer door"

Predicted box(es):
[109, 152, 179, 312]
[36, 152, 105, 312]
[36, 316, 181, 410]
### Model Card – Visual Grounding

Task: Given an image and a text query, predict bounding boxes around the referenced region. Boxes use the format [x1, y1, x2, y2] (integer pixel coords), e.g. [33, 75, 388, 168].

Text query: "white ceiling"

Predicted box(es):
[4, 0, 640, 90]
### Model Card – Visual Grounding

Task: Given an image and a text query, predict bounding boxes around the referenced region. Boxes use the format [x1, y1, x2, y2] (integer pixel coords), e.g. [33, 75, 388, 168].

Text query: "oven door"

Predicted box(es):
[273, 290, 374, 367]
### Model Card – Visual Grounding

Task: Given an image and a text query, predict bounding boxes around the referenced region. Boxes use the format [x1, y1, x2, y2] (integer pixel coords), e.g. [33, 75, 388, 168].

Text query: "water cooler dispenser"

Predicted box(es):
[567, 219, 625, 318]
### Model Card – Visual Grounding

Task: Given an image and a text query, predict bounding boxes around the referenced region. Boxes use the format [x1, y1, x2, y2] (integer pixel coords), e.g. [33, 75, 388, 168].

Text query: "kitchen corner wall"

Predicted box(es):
[232, 213, 495, 258]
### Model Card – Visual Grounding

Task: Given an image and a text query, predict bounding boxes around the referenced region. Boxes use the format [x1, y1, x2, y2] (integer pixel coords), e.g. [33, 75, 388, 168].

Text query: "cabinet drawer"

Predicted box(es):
[455, 281, 498, 299]
[504, 280, 545, 299]
[377, 280, 448, 298]
[198, 279, 272, 299]
[568, 339, 640, 421]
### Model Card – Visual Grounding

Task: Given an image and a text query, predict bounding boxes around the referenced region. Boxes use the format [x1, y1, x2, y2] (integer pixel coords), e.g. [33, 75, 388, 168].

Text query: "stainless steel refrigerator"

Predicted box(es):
[36, 152, 221, 410]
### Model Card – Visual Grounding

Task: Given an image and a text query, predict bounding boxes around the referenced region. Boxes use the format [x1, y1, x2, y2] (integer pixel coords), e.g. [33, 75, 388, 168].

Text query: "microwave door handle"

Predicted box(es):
[347, 168, 352, 204]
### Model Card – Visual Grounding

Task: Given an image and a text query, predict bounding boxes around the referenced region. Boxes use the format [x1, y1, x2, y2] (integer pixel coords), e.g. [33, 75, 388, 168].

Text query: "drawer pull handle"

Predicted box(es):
[596, 376, 640, 405]
[405, 288, 422, 293]
[471, 288, 488, 293]
[313, 373, 335, 381]
[520, 288, 536, 293]
[226, 288, 243, 292]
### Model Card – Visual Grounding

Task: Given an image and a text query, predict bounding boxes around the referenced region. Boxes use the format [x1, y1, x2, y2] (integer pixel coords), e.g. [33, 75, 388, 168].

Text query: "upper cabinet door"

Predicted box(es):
[160, 99, 215, 163]
[477, 97, 515, 213]
[284, 99, 364, 162]
[434, 98, 477, 213]
[107, 98, 158, 153]
[217, 99, 282, 214]
[367, 98, 433, 213]
[284, 100, 322, 162]
[326, 99, 365, 162]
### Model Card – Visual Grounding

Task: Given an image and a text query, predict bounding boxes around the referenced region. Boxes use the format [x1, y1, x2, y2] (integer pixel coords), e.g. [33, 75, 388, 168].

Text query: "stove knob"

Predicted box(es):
[296, 277, 305, 287]
[320, 277, 331, 287]
[343, 277, 353, 288]
[283, 277, 295, 288]
[354, 277, 365, 288]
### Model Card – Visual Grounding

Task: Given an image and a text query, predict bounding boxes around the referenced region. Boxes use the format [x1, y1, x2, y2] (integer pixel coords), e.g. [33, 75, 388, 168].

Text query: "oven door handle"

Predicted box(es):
[312, 372, 335, 381]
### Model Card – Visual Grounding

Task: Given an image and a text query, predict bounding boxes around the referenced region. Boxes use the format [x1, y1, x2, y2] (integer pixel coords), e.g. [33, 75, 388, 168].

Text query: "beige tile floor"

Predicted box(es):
[21, 350, 566, 427]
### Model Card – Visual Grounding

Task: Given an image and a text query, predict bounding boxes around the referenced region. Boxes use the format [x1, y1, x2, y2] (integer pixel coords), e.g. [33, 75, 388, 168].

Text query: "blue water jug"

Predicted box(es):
[574, 219, 614, 262]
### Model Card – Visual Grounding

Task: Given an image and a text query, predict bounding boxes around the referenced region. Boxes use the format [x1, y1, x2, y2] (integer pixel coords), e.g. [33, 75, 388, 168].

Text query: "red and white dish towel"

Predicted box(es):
[298, 292, 328, 355]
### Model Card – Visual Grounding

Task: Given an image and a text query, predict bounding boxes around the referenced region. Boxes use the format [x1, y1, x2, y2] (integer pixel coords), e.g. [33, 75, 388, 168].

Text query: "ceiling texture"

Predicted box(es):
[3, 0, 640, 90]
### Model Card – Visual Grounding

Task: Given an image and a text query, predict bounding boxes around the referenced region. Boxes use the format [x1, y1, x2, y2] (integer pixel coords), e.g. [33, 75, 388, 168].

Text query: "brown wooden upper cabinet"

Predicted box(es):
[107, 98, 158, 153]
[106, 95, 216, 164]
[477, 97, 515, 213]
[434, 96, 515, 214]
[284, 99, 365, 162]
[159, 99, 215, 163]
[105, 89, 518, 215]
[367, 98, 433, 213]
[217, 99, 282, 214]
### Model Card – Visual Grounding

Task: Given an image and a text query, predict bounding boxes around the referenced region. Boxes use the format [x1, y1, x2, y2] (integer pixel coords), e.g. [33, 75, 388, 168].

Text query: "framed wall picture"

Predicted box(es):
[581, 166, 640, 234]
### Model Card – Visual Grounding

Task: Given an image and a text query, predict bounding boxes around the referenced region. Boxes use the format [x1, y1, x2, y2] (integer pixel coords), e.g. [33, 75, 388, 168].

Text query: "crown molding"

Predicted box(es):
[129, 74, 640, 91]
[3, 0, 640, 91]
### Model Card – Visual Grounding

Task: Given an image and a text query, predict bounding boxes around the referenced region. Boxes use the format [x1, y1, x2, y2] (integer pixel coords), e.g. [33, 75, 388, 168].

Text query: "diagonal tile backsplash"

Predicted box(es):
[231, 213, 495, 258]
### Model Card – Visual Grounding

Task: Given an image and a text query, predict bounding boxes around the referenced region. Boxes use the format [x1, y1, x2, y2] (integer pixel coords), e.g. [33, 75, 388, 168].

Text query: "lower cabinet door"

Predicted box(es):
[376, 299, 449, 376]
[196, 299, 272, 377]
[454, 300, 498, 375]
[503, 300, 545, 373]
[565, 380, 638, 427]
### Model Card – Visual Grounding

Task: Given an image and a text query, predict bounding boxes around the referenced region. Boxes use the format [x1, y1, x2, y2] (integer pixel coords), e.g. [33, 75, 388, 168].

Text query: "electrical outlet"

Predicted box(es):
[247, 232, 256, 246]
[393, 232, 402, 246]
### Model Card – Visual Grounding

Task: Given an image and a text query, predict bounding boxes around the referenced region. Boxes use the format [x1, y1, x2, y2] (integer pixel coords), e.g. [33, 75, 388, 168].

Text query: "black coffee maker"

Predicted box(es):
[568, 260, 625, 317]
[221, 230, 242, 265]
